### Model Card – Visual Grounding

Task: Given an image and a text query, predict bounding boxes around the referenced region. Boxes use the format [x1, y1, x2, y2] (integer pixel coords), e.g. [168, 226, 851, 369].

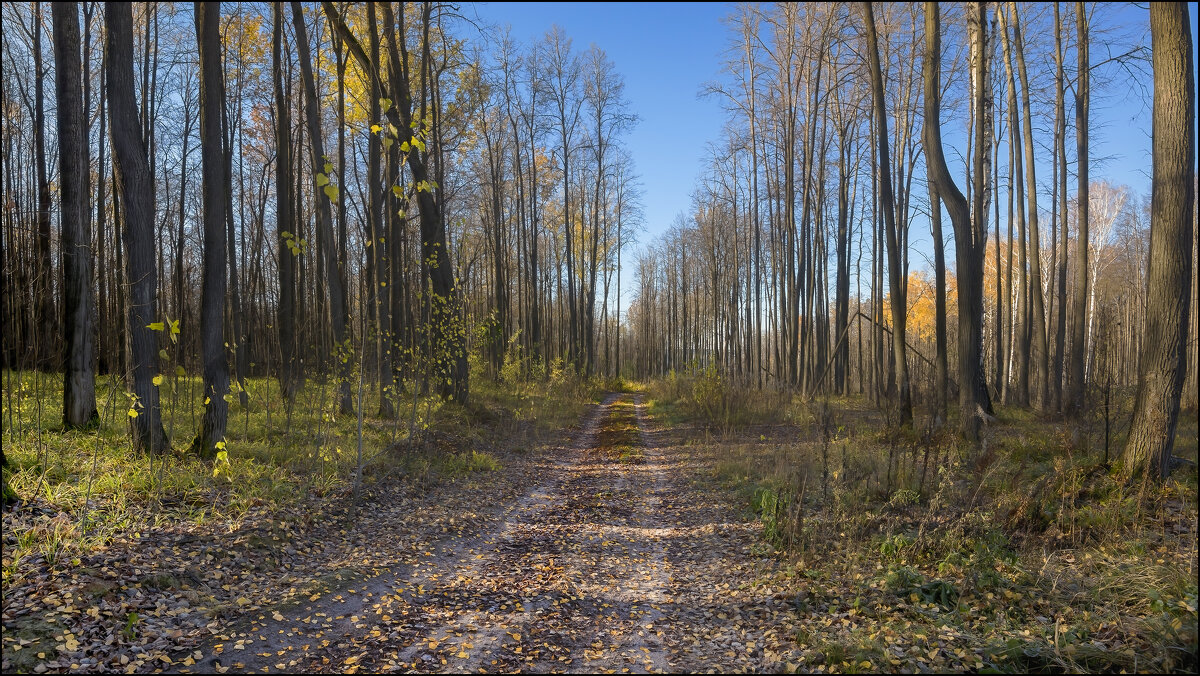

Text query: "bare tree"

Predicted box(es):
[863, 1, 913, 427]
[924, 1, 993, 440]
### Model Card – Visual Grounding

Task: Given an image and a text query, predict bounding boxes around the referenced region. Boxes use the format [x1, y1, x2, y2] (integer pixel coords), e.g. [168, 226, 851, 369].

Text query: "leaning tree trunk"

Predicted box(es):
[106, 1, 168, 453]
[291, 1, 354, 415]
[53, 2, 99, 429]
[190, 1, 229, 459]
[862, 1, 912, 428]
[323, 0, 468, 404]
[1122, 2, 1194, 481]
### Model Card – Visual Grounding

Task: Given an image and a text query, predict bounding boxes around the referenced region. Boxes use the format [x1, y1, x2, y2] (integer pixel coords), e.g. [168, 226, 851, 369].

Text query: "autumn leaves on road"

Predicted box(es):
[187, 394, 784, 673]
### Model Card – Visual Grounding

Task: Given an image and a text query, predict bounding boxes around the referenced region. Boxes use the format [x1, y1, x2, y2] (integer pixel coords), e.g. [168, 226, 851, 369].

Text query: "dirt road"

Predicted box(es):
[188, 394, 788, 674]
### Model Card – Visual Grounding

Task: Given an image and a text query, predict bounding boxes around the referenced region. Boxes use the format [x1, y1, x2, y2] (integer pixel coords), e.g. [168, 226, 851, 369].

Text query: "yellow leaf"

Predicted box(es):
[272, 612, 284, 621]
[147, 322, 165, 331]
[127, 409, 139, 418]
[236, 597, 250, 606]
[152, 375, 164, 386]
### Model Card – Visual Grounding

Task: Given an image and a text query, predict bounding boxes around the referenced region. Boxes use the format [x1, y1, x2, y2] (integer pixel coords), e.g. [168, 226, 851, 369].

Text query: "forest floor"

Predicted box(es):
[4, 379, 1197, 674]
[3, 390, 794, 674]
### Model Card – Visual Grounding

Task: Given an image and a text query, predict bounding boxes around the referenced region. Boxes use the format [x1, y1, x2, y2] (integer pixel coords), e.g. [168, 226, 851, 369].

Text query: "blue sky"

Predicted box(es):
[467, 2, 1191, 311]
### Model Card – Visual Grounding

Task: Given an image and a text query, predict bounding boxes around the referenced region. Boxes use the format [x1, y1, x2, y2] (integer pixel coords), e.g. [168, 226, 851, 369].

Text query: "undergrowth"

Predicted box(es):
[1, 365, 600, 588]
[647, 374, 1199, 673]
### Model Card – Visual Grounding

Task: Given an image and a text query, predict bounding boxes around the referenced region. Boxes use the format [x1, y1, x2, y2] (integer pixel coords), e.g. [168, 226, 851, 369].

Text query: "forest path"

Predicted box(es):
[187, 393, 787, 674]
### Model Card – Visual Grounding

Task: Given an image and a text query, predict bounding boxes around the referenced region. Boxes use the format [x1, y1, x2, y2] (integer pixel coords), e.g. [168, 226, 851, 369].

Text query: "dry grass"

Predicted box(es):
[647, 377, 1198, 673]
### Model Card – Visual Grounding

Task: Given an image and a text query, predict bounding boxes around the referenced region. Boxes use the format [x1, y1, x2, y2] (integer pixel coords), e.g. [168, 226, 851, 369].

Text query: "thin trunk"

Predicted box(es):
[1068, 1, 1089, 415]
[292, 1, 353, 413]
[274, 2, 298, 403]
[863, 1, 913, 427]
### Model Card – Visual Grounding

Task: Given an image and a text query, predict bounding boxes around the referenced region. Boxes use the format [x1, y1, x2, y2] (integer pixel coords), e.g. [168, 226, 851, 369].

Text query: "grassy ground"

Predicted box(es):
[644, 371, 1198, 673]
[0, 366, 603, 591]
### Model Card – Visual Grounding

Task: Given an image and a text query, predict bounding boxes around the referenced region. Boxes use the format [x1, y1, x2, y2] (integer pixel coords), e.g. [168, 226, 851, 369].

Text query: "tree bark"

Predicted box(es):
[273, 3, 299, 404]
[191, 1, 229, 459]
[106, 1, 168, 453]
[53, 2, 98, 429]
[1123, 2, 1193, 480]
[1068, 1, 1089, 415]
[924, 0, 993, 440]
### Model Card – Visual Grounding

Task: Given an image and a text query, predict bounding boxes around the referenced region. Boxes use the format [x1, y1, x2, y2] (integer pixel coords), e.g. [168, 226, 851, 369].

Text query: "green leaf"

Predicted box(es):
[323, 161, 334, 174]
[380, 97, 392, 113]
[147, 322, 165, 331]
[324, 184, 339, 201]
[159, 349, 169, 360]
[392, 185, 403, 197]
[175, 365, 186, 377]
[316, 173, 329, 187]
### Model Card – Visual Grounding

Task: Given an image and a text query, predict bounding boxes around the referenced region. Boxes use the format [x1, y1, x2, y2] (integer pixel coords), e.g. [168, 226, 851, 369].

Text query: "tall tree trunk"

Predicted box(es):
[191, 1, 229, 459]
[1010, 2, 1049, 410]
[223, 55, 248, 408]
[834, 125, 852, 396]
[365, 3, 394, 418]
[1051, 1, 1069, 412]
[924, 0, 993, 441]
[1068, 1, 1089, 415]
[1000, 7, 1030, 406]
[273, 3, 298, 403]
[291, 1, 353, 414]
[106, 1, 167, 453]
[862, 1, 913, 427]
[1123, 2, 1193, 481]
[53, 2, 99, 429]
[34, 3, 56, 371]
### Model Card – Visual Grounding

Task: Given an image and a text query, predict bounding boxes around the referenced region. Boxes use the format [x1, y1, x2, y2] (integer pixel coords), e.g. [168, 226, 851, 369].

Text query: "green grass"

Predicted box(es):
[1, 365, 600, 589]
